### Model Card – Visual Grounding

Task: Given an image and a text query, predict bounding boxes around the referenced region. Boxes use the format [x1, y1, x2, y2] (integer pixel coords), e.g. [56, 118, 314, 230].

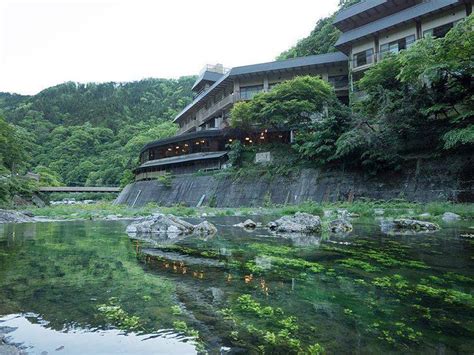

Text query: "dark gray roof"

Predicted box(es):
[173, 52, 348, 122]
[191, 71, 224, 91]
[335, 0, 461, 50]
[230, 52, 348, 76]
[334, 0, 387, 24]
[138, 151, 227, 169]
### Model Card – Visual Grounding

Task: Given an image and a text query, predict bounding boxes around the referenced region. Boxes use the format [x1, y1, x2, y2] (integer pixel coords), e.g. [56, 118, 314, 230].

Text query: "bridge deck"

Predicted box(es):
[39, 187, 121, 193]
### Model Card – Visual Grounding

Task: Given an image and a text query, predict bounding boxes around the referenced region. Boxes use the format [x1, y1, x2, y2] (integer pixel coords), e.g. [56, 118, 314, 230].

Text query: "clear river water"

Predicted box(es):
[0, 216, 473, 354]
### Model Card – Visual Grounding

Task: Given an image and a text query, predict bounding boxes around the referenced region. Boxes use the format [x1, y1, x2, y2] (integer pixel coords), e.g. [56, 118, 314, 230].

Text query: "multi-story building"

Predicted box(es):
[135, 53, 349, 180]
[134, 0, 471, 180]
[334, 0, 472, 91]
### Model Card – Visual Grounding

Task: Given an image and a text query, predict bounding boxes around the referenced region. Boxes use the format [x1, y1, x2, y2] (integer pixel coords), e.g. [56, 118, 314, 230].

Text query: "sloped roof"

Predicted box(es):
[334, 0, 388, 25]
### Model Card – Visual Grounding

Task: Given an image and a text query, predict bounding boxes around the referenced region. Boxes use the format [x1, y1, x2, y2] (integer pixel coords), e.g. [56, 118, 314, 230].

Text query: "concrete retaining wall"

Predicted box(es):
[116, 155, 473, 207]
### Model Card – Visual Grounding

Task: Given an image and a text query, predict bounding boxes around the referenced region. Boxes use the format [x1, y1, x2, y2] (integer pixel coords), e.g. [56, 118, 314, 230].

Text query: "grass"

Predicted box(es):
[24, 199, 474, 221]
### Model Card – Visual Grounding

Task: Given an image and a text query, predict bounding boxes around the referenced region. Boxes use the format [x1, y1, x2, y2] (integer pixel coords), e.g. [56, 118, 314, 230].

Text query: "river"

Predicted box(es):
[0, 216, 473, 354]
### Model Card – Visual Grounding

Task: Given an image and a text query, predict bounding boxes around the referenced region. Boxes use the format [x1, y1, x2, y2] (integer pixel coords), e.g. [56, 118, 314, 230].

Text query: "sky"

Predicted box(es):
[0, 0, 339, 95]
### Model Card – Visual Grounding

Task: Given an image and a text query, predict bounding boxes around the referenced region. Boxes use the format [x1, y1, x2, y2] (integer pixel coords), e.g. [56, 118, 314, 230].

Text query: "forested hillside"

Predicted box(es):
[0, 77, 195, 189]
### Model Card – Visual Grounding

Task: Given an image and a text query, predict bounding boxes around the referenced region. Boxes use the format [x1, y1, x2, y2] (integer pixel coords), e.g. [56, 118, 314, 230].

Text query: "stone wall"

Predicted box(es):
[116, 155, 473, 207]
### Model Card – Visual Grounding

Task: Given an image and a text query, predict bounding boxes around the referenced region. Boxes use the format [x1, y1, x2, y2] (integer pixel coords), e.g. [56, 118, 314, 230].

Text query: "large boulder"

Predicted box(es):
[329, 219, 353, 234]
[0, 209, 35, 224]
[126, 214, 217, 236]
[268, 212, 321, 234]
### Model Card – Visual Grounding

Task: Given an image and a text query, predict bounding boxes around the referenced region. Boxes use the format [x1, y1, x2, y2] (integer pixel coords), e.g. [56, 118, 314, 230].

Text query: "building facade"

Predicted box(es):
[134, 0, 471, 180]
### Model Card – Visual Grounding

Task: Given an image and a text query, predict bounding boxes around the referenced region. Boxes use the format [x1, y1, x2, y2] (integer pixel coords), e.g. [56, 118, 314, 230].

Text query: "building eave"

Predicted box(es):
[335, 0, 462, 51]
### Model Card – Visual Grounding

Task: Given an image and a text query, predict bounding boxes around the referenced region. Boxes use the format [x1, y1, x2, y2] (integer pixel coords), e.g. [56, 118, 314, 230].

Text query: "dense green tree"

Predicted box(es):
[231, 76, 334, 131]
[231, 76, 350, 165]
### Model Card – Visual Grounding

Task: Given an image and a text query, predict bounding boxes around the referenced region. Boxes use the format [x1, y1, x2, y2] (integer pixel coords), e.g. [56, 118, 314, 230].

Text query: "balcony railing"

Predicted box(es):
[196, 93, 236, 123]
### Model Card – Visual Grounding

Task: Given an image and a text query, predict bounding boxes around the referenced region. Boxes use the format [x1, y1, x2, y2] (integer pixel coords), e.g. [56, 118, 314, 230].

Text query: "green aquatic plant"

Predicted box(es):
[172, 320, 199, 338]
[97, 298, 142, 331]
[339, 258, 380, 273]
[415, 284, 474, 307]
[171, 305, 182, 315]
[307, 343, 325, 354]
[223, 294, 323, 354]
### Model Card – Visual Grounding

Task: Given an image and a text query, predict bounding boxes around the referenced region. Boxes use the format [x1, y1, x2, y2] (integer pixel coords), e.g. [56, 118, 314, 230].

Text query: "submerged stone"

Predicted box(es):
[141, 248, 224, 268]
[268, 212, 321, 234]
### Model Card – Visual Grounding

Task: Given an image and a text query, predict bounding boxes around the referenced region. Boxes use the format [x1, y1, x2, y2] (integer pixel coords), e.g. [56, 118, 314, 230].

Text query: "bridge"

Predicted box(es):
[39, 186, 121, 193]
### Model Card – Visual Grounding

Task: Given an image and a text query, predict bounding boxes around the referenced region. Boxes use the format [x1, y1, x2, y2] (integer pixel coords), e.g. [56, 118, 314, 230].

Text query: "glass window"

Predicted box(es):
[380, 35, 416, 59]
[424, 22, 454, 38]
[240, 85, 263, 100]
[353, 48, 373, 68]
[405, 35, 416, 49]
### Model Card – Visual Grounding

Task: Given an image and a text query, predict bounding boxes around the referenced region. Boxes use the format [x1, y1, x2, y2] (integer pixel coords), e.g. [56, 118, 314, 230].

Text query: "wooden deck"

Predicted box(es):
[39, 186, 121, 193]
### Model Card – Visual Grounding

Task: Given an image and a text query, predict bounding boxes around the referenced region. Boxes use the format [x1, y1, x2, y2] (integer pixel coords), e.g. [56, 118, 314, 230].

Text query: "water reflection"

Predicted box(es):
[0, 313, 196, 355]
[0, 219, 473, 353]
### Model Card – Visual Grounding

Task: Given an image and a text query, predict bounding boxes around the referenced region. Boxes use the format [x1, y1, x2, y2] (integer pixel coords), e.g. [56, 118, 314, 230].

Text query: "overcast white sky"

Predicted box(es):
[0, 0, 339, 95]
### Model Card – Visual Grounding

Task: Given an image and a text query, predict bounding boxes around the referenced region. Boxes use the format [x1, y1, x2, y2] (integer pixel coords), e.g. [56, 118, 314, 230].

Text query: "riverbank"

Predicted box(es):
[2, 200, 473, 224]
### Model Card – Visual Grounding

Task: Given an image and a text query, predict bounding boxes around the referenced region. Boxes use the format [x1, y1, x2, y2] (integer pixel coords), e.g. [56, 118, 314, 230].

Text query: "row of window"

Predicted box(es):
[352, 21, 458, 68]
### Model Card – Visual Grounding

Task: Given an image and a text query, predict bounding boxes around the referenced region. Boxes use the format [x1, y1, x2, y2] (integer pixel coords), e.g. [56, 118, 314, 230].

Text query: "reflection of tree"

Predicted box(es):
[0, 221, 175, 331]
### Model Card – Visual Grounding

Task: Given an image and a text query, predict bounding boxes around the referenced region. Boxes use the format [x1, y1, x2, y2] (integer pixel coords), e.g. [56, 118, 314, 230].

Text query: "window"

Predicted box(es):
[424, 22, 454, 38]
[353, 48, 374, 68]
[240, 85, 263, 100]
[380, 35, 416, 58]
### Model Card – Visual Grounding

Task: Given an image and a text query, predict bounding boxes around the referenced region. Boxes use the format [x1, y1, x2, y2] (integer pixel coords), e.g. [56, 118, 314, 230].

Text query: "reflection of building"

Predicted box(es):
[135, 0, 471, 179]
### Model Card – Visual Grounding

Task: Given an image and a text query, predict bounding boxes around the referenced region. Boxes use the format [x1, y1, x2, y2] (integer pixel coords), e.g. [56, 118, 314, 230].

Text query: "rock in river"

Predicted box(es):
[267, 212, 321, 234]
[442, 212, 461, 222]
[329, 219, 353, 234]
[233, 219, 257, 229]
[0, 209, 35, 224]
[194, 221, 218, 235]
[382, 218, 440, 234]
[126, 214, 217, 236]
